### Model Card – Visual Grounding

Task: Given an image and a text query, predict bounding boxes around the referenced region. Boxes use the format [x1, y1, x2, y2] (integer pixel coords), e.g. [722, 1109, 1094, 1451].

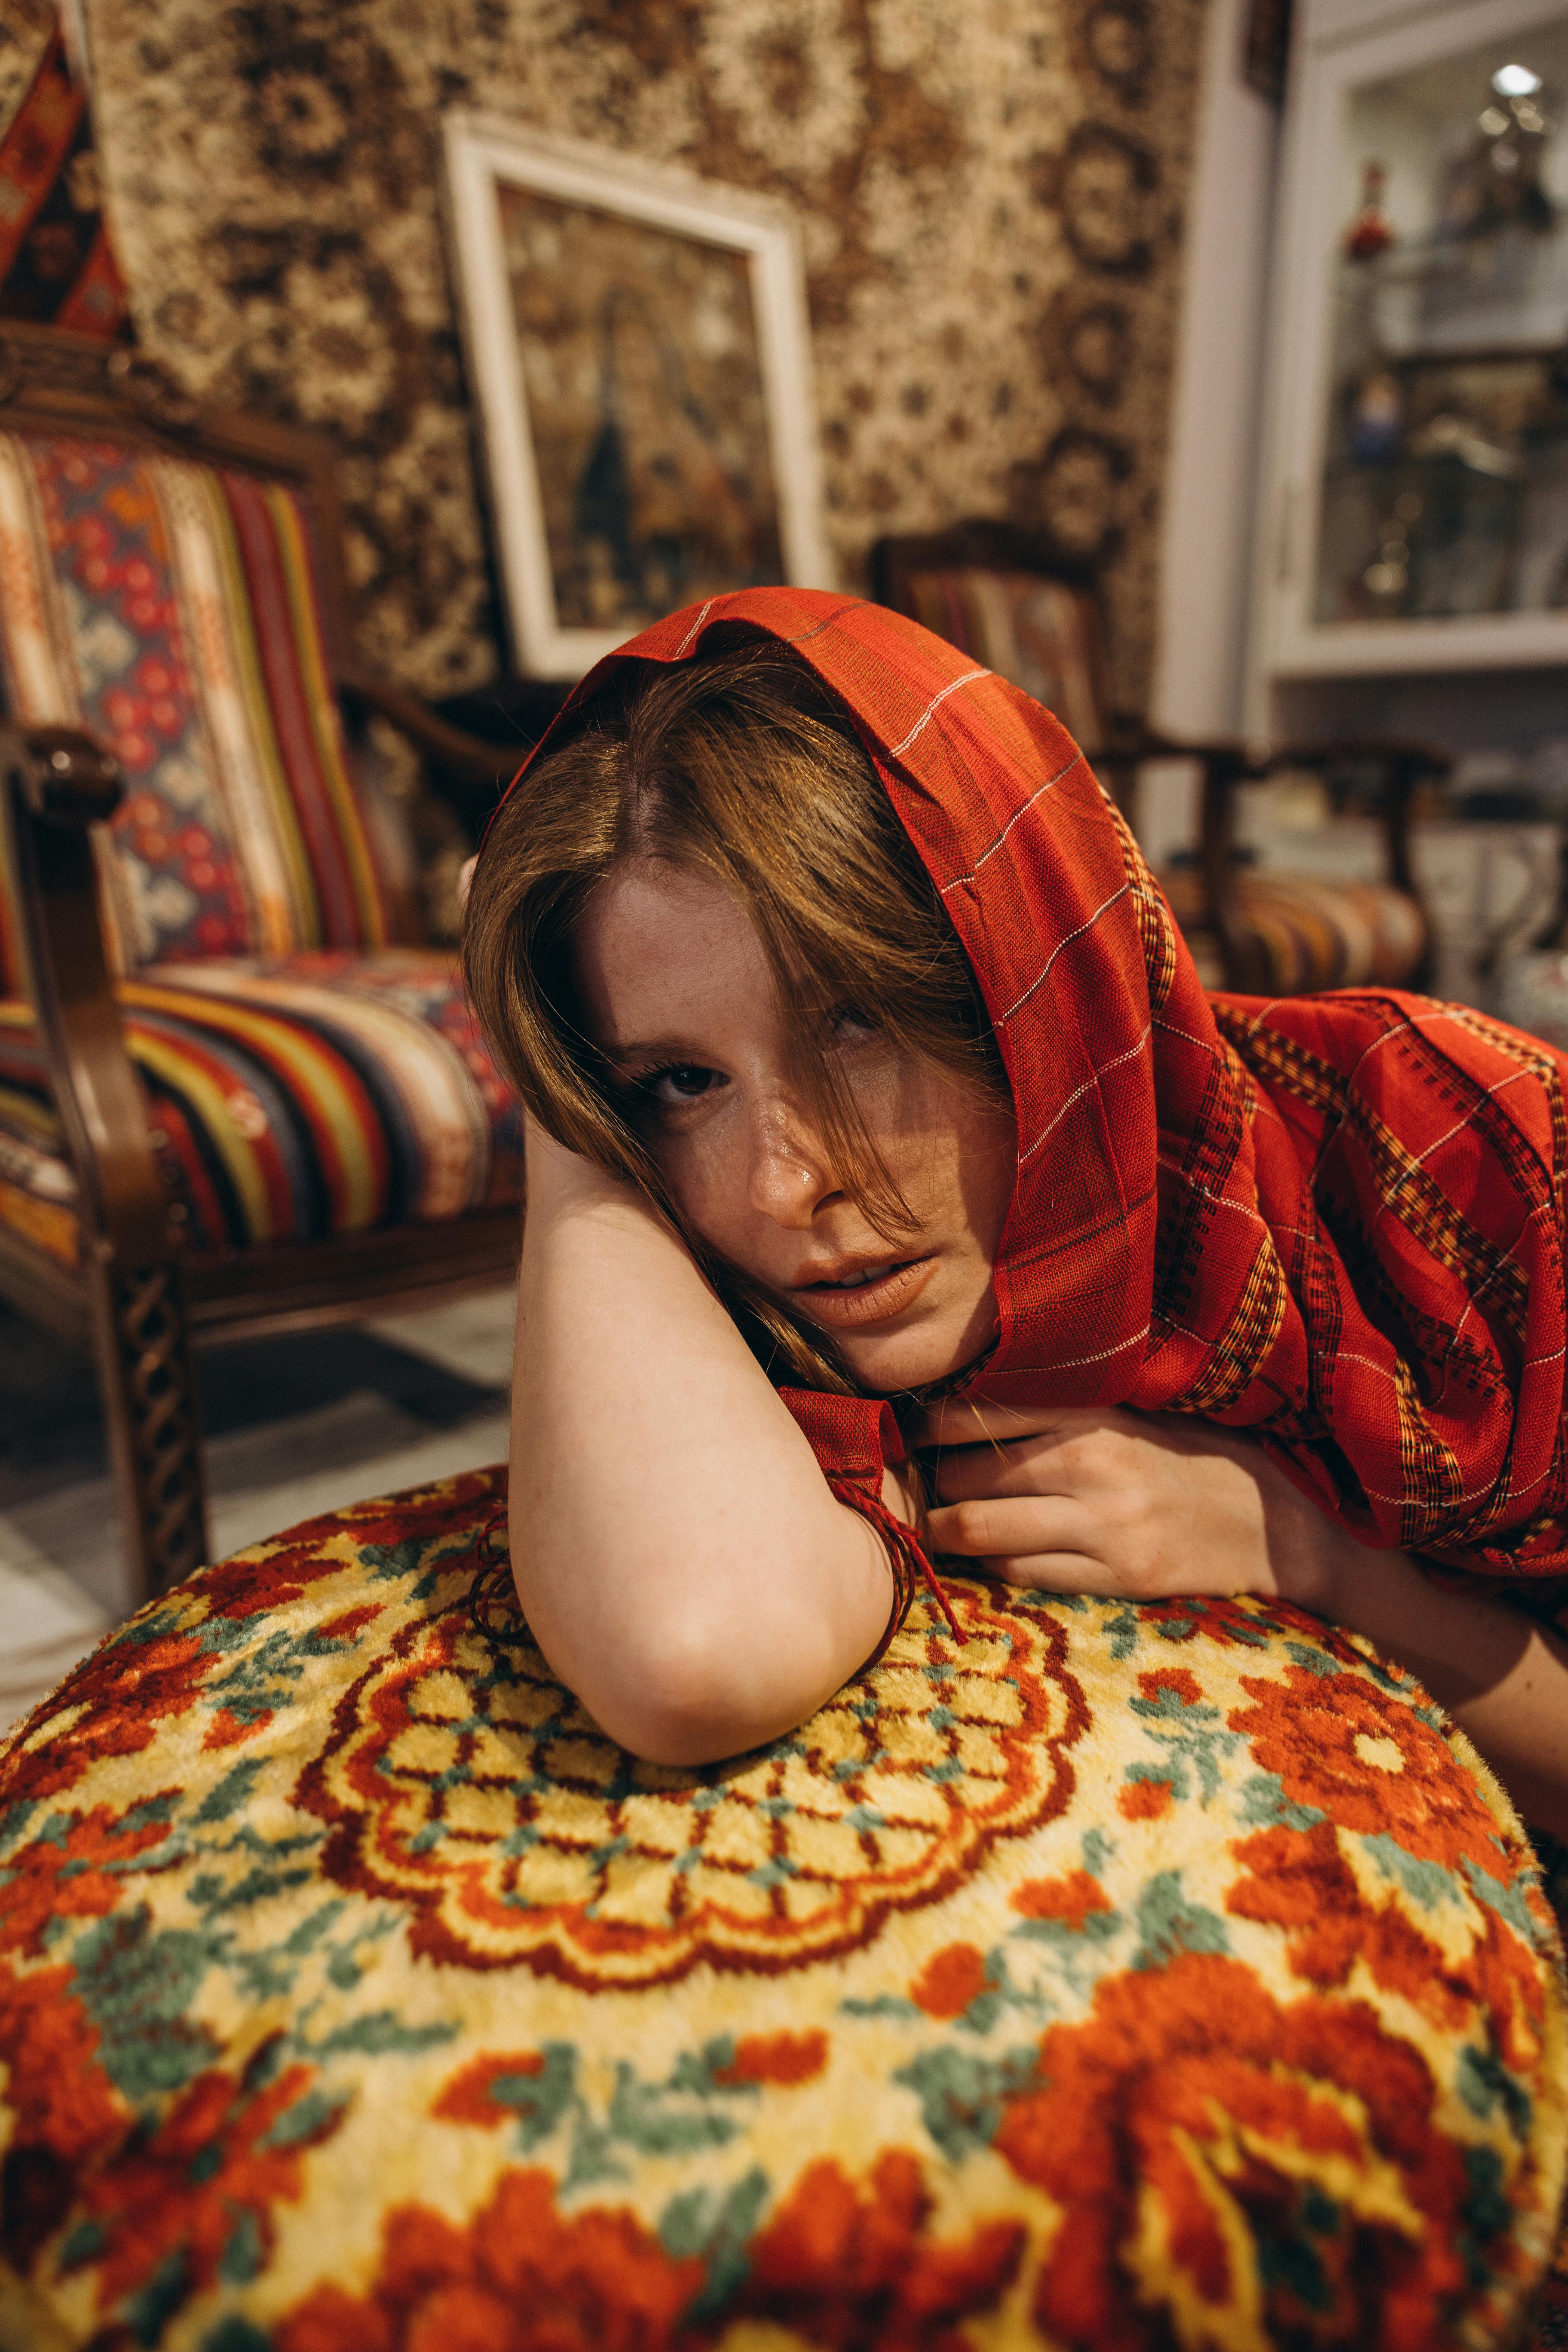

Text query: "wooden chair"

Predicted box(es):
[870, 521, 1445, 995]
[0, 323, 530, 1603]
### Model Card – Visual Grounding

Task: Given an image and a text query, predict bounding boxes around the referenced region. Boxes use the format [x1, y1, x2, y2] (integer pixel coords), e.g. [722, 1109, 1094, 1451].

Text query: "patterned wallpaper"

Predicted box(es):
[86, 0, 1207, 710]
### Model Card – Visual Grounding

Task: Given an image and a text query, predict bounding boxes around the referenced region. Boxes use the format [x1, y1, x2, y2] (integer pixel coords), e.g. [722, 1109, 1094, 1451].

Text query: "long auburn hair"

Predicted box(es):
[462, 636, 1011, 1395]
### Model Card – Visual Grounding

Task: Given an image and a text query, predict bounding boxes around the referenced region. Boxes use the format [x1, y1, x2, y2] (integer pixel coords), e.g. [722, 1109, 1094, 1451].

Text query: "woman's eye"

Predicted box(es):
[649, 1064, 724, 1104]
[830, 1005, 879, 1044]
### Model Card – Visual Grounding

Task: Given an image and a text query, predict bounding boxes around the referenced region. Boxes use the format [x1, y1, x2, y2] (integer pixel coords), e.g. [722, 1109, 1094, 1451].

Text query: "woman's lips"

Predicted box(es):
[791, 1256, 937, 1328]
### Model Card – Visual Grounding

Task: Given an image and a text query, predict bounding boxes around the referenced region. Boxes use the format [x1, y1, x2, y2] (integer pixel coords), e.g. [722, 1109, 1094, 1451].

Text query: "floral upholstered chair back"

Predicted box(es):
[0, 428, 401, 996]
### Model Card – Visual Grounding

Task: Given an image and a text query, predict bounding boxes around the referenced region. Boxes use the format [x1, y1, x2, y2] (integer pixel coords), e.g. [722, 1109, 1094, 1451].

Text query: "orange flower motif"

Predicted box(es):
[1229, 1822, 1549, 2074]
[81, 2055, 343, 2313]
[0, 1802, 180, 1960]
[274, 2153, 1026, 2350]
[315, 1605, 384, 1645]
[275, 2169, 704, 2352]
[995, 1951, 1487, 2349]
[0, 1629, 217, 1800]
[1229, 1822, 1466, 2023]
[430, 2052, 546, 2130]
[732, 2150, 1025, 2337]
[1129, 1595, 1294, 1648]
[1011, 1870, 1113, 1929]
[1141, 1666, 1203, 1706]
[0, 1962, 123, 2270]
[1230, 1663, 1501, 1873]
[910, 1943, 989, 2019]
[1118, 1777, 1173, 1821]
[711, 2030, 828, 2086]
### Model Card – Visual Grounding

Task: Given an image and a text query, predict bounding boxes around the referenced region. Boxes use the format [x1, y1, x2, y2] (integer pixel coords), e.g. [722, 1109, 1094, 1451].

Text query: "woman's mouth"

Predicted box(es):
[790, 1255, 937, 1328]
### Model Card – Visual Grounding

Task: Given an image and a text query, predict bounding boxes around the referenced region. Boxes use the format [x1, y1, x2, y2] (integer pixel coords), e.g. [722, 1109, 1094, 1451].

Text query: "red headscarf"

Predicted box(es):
[484, 588, 1568, 1589]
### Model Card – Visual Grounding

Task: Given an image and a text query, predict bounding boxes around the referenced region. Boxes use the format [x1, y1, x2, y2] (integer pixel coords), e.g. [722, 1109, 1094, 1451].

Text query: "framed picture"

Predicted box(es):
[1242, 0, 1292, 107]
[441, 112, 834, 677]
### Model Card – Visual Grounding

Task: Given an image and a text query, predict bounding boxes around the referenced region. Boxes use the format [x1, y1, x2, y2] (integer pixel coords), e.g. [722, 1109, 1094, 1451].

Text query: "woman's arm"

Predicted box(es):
[1314, 1547, 1568, 1843]
[511, 1118, 898, 1765]
[917, 1400, 1568, 1841]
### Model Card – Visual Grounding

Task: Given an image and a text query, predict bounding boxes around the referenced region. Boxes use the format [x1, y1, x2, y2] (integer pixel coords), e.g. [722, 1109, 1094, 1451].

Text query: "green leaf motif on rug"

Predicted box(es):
[1237, 1771, 1326, 1833]
[660, 2168, 770, 2321]
[1458, 2041, 1534, 2140]
[893, 2043, 1041, 2162]
[72, 1905, 223, 2101]
[1130, 1871, 1231, 1972]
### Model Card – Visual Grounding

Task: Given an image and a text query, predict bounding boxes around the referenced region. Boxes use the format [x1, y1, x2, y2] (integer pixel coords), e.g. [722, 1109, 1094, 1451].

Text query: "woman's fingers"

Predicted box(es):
[988, 1553, 1112, 1591]
[950, 1551, 1112, 1592]
[913, 1398, 1063, 1451]
[924, 1419, 1133, 1507]
[926, 1495, 1094, 1561]
[929, 1437, 1069, 1503]
[912, 1399, 1138, 1457]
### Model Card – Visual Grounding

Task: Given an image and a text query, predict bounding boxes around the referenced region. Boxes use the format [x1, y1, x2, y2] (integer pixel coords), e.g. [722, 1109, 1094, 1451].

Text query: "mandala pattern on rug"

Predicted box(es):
[0, 1467, 1562, 2351]
[300, 1574, 1085, 1987]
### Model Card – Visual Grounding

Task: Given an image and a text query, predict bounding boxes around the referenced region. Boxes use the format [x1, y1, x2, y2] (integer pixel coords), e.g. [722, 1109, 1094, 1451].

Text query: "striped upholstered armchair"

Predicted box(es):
[0, 325, 526, 1601]
[871, 523, 1445, 997]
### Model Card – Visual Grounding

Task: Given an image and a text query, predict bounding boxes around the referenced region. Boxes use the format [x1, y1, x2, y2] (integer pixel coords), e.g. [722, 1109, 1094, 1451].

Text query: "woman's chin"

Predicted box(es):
[835, 1313, 992, 1399]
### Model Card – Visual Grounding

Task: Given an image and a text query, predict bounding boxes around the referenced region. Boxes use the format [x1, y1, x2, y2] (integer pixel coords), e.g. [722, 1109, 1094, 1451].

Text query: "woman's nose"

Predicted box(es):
[747, 1104, 842, 1227]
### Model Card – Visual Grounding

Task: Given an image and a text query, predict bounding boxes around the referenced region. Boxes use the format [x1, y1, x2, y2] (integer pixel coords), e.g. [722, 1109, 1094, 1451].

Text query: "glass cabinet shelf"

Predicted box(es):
[1260, 0, 1568, 678]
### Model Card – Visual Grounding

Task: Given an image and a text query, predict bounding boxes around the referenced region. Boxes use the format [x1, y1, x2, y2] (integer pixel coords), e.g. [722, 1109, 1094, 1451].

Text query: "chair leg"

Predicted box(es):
[89, 1255, 210, 1604]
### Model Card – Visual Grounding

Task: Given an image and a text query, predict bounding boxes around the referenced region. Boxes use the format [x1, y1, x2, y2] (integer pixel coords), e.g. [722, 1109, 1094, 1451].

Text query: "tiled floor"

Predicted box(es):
[0, 1283, 516, 1732]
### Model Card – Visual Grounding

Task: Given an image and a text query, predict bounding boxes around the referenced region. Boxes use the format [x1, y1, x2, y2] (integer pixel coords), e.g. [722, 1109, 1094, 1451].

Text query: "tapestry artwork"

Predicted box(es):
[0, 1469, 1563, 2348]
[495, 181, 787, 638]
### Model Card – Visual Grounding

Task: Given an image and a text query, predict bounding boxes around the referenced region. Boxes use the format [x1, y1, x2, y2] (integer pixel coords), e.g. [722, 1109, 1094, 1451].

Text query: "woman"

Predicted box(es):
[463, 588, 1568, 1831]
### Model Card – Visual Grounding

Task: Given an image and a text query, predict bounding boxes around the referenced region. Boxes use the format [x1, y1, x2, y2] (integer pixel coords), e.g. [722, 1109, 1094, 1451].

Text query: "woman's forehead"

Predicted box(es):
[574, 859, 774, 1047]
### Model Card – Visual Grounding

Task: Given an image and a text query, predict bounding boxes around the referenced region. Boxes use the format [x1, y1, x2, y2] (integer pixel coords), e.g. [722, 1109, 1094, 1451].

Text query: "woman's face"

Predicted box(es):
[574, 859, 1017, 1394]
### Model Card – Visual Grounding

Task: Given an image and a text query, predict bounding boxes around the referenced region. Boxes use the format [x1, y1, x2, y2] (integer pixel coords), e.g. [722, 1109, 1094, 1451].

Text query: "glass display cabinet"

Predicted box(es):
[1258, 0, 1568, 681]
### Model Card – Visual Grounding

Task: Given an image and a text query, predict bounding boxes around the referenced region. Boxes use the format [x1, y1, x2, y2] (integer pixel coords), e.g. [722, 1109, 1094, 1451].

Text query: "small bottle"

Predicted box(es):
[1346, 161, 1396, 260]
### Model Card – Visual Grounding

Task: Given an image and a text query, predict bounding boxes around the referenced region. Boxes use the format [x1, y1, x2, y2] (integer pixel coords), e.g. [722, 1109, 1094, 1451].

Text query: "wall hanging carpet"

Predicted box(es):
[87, 0, 1206, 710]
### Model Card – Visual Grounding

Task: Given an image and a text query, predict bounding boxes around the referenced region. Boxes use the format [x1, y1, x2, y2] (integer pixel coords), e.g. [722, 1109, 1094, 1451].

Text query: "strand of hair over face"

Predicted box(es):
[463, 640, 1012, 1400]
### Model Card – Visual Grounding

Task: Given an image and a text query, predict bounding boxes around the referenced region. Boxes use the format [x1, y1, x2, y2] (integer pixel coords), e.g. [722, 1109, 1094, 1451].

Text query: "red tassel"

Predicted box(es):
[831, 1480, 966, 1666]
[467, 1508, 532, 1648]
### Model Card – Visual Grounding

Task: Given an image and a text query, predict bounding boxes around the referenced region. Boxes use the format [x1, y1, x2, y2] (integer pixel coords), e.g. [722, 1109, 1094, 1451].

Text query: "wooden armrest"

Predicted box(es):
[1103, 720, 1450, 786]
[1096, 725, 1274, 972]
[1246, 739, 1446, 913]
[1101, 719, 1442, 988]
[337, 669, 521, 793]
[1, 722, 173, 1262]
[1101, 719, 1274, 776]
[9, 723, 123, 823]
[1266, 737, 1451, 779]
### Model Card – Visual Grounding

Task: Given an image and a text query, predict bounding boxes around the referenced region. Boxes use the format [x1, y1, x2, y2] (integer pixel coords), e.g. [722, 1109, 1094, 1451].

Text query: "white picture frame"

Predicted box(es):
[441, 111, 834, 678]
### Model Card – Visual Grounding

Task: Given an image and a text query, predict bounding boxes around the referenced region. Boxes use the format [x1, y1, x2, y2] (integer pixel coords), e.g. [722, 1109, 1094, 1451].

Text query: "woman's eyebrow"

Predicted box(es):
[601, 1035, 704, 1065]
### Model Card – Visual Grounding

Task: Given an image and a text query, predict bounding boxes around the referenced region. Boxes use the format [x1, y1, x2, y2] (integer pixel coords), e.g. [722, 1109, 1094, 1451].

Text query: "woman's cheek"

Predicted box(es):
[657, 1128, 744, 1256]
[845, 1054, 909, 1139]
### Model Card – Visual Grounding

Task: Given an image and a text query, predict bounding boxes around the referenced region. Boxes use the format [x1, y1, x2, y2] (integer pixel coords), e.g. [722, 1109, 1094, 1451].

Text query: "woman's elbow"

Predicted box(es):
[607, 1706, 740, 1771]
[566, 1617, 816, 1768]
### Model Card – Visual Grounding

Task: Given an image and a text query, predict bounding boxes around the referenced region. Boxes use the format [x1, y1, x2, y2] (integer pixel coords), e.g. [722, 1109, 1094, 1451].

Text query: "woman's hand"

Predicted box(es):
[913, 1400, 1340, 1615]
[914, 1397, 1568, 1837]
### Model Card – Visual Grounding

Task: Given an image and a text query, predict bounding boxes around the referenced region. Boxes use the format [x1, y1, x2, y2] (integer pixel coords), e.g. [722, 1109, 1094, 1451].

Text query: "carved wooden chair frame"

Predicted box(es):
[870, 521, 1447, 994]
[0, 324, 522, 1603]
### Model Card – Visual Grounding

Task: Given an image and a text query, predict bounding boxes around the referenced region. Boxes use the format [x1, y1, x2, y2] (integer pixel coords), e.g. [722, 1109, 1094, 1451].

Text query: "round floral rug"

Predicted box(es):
[0, 1467, 1562, 2349]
